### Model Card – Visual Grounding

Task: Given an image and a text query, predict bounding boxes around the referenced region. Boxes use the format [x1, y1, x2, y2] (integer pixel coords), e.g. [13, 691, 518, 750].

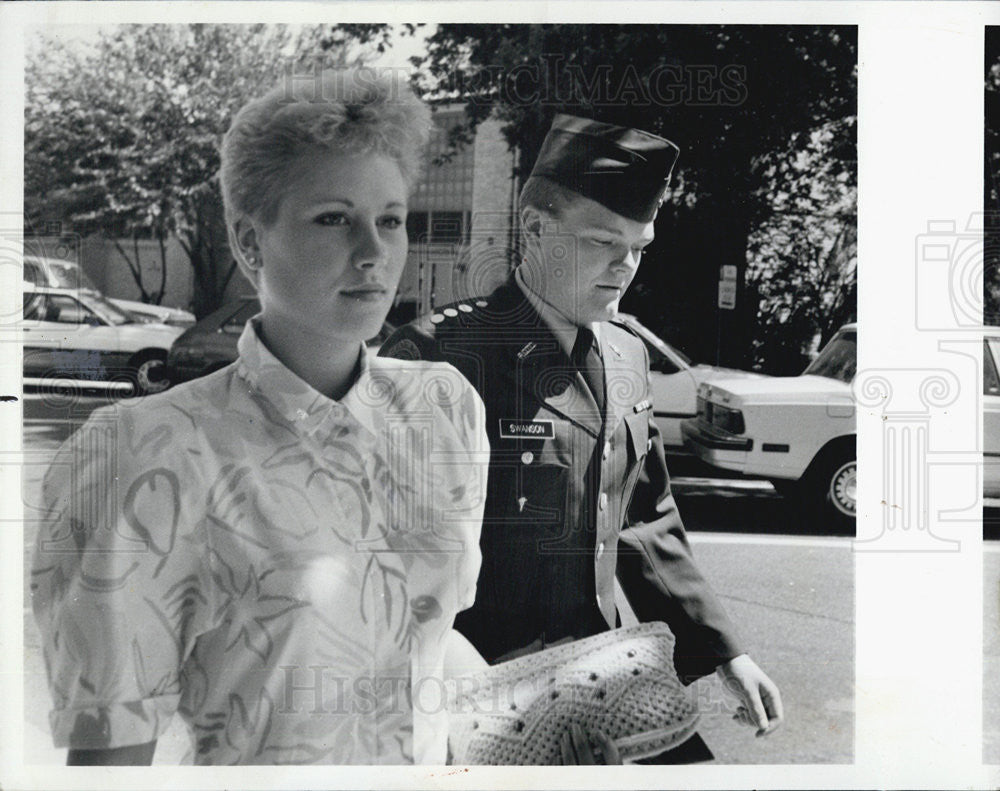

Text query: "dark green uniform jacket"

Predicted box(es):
[380, 277, 742, 683]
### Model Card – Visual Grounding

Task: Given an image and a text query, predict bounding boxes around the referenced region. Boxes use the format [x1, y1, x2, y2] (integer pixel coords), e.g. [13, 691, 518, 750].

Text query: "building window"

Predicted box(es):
[406, 212, 429, 244]
[431, 211, 466, 244]
[407, 210, 470, 245]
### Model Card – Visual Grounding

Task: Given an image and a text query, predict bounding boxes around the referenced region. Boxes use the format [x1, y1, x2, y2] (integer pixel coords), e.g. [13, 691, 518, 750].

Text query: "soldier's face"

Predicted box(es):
[531, 195, 655, 325]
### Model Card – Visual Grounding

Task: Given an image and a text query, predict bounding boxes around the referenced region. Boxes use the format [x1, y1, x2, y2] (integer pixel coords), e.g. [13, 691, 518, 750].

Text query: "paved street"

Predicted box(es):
[985, 508, 1000, 765]
[19, 392, 853, 765]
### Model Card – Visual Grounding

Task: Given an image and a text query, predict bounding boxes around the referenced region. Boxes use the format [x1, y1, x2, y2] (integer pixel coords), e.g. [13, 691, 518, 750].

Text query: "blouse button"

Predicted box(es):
[597, 541, 605, 558]
[602, 441, 611, 461]
[599, 492, 608, 511]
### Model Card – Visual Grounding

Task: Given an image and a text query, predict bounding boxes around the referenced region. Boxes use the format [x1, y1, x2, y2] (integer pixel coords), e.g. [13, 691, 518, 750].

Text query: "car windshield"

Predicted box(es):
[81, 293, 134, 326]
[24, 257, 100, 292]
[803, 330, 856, 383]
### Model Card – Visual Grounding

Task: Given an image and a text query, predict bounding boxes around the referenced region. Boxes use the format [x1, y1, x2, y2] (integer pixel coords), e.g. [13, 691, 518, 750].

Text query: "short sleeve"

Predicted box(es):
[419, 364, 488, 613]
[30, 404, 215, 750]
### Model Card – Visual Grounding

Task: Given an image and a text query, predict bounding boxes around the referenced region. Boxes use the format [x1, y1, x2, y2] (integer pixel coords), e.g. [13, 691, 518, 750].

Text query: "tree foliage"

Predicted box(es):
[412, 24, 857, 370]
[747, 116, 857, 373]
[986, 26, 1000, 325]
[25, 24, 386, 316]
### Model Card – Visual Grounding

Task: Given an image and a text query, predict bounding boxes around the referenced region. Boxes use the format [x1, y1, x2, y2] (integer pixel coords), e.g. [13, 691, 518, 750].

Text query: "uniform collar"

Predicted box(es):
[513, 265, 601, 359]
[235, 315, 379, 438]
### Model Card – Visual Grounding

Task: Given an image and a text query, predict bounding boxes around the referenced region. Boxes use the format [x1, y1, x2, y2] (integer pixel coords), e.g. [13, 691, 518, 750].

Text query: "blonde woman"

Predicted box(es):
[31, 67, 488, 766]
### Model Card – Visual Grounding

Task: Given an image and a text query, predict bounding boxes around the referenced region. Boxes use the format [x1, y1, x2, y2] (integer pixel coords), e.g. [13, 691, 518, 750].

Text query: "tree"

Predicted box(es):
[412, 24, 856, 367]
[986, 26, 1000, 325]
[25, 24, 389, 316]
[746, 116, 857, 373]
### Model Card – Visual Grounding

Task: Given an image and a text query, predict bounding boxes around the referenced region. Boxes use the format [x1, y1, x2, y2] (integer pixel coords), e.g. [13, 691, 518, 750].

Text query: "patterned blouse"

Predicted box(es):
[31, 317, 487, 765]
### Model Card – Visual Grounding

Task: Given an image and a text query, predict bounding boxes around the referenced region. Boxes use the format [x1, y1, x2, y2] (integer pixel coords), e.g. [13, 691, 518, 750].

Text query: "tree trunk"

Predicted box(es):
[111, 236, 153, 302]
[154, 233, 168, 305]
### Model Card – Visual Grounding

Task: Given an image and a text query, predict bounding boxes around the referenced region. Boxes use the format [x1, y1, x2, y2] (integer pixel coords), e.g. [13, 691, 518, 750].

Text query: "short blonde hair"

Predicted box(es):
[518, 175, 580, 219]
[220, 67, 431, 226]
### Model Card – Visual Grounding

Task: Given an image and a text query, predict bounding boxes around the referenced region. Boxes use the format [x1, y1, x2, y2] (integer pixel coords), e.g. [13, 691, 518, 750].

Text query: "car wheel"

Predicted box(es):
[129, 351, 171, 396]
[806, 442, 856, 531]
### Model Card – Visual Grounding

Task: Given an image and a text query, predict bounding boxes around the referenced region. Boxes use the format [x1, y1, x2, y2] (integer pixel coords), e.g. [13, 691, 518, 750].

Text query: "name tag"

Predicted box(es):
[499, 419, 555, 439]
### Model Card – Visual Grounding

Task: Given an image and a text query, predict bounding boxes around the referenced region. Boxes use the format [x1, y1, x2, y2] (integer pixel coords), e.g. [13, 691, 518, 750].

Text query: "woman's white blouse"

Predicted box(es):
[31, 317, 487, 765]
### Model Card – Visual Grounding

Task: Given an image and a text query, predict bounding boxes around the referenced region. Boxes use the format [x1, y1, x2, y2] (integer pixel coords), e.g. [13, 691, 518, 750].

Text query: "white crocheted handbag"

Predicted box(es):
[447, 621, 700, 765]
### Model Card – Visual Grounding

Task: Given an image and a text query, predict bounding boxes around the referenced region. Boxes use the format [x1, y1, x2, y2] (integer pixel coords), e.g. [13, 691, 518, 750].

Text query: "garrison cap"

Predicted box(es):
[528, 113, 680, 223]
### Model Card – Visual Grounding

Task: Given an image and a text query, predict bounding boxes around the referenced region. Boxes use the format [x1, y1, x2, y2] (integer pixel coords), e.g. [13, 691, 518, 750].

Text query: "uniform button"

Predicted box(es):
[443, 307, 458, 317]
[599, 492, 608, 511]
[602, 441, 611, 461]
[430, 313, 445, 324]
[597, 541, 605, 558]
[458, 304, 473, 313]
[521, 451, 534, 465]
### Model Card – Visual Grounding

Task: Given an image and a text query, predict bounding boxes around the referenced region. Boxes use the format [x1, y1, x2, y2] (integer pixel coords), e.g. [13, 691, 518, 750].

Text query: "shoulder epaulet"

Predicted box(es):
[419, 297, 493, 331]
[609, 317, 641, 339]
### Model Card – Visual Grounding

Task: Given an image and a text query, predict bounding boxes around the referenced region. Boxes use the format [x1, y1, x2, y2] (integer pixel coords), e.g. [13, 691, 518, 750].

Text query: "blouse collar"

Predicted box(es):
[235, 315, 379, 438]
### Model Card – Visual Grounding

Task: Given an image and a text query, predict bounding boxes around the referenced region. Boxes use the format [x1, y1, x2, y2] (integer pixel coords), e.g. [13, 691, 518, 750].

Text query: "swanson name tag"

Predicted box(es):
[499, 419, 555, 439]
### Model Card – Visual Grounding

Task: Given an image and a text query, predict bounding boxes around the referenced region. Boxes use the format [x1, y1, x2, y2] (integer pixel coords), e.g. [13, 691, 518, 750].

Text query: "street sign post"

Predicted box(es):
[718, 265, 737, 310]
[716, 265, 738, 364]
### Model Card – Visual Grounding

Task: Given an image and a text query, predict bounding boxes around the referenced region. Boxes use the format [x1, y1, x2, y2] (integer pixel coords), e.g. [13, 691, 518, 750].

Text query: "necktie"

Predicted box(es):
[572, 326, 605, 415]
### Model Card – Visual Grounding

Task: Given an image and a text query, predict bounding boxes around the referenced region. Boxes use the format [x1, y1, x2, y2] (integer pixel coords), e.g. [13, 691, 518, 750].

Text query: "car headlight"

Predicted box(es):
[701, 400, 745, 434]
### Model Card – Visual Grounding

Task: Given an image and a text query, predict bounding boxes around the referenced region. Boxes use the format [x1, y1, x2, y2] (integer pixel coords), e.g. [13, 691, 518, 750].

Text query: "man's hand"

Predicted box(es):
[715, 654, 783, 737]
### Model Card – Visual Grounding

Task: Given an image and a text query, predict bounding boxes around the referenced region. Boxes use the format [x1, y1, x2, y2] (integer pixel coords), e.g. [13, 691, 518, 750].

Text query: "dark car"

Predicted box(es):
[167, 297, 395, 384]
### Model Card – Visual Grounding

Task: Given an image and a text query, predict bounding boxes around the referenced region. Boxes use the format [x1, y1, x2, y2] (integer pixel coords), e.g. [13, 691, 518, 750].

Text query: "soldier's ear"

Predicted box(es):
[520, 205, 545, 240]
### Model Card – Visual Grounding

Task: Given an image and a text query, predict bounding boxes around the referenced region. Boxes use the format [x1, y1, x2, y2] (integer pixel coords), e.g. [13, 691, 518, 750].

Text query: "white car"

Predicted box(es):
[617, 313, 763, 451]
[23, 254, 196, 327]
[984, 331, 1000, 499]
[22, 285, 186, 394]
[681, 324, 857, 527]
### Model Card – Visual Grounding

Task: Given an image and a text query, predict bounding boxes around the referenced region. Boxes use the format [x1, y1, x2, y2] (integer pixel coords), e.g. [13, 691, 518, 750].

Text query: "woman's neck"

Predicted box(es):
[258, 313, 361, 402]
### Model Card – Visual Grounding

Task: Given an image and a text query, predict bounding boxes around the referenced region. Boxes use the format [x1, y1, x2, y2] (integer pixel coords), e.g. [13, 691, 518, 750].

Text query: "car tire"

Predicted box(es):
[804, 440, 857, 532]
[128, 350, 171, 396]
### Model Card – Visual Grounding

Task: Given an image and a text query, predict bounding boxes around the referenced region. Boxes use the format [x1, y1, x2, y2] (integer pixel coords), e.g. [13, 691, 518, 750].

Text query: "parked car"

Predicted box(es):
[167, 297, 396, 384]
[984, 330, 1000, 499]
[23, 254, 196, 327]
[681, 324, 857, 527]
[616, 313, 764, 451]
[22, 285, 186, 394]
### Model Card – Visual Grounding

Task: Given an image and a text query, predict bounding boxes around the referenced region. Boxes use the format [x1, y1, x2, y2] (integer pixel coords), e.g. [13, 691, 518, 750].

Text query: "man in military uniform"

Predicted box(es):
[381, 114, 782, 755]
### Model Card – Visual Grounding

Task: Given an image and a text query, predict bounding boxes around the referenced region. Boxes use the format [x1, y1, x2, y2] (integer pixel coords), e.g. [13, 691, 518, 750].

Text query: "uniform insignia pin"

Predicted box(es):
[518, 496, 527, 512]
[609, 342, 623, 358]
[517, 342, 537, 360]
[633, 399, 652, 413]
